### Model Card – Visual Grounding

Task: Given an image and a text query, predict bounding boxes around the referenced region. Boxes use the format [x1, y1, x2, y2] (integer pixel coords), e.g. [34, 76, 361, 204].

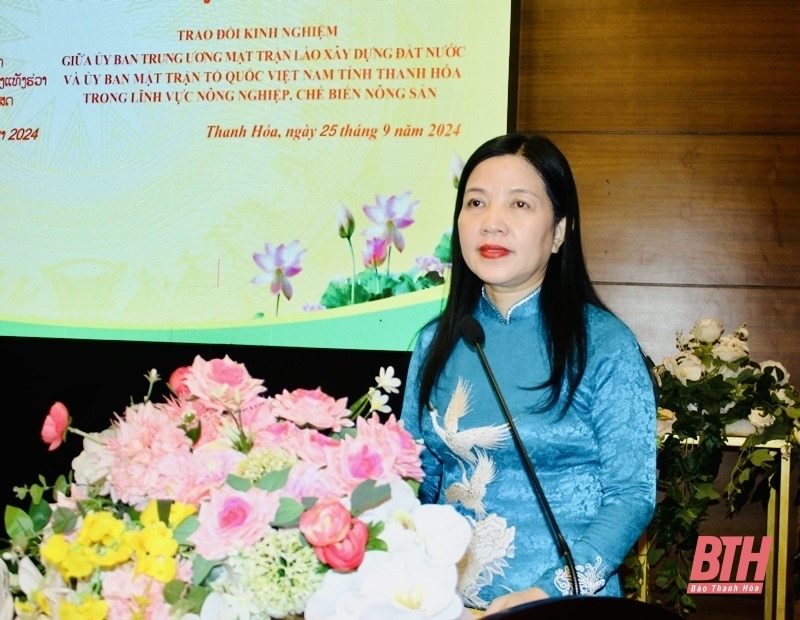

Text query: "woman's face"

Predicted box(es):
[458, 154, 566, 307]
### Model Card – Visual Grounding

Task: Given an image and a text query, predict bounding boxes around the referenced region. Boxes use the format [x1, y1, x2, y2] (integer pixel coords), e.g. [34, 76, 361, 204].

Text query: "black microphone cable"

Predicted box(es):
[460, 315, 580, 596]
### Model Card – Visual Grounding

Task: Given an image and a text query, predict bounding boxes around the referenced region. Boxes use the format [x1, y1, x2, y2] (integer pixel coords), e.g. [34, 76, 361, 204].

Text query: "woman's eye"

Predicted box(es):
[514, 200, 529, 209]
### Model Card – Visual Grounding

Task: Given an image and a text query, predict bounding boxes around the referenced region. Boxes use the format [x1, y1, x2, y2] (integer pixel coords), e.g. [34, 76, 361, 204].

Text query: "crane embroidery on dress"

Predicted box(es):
[430, 376, 515, 608]
[444, 449, 496, 519]
[428, 377, 510, 465]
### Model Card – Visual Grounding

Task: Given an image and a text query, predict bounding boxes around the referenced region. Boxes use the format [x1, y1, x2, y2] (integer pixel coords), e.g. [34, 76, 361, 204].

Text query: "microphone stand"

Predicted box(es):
[461, 316, 580, 596]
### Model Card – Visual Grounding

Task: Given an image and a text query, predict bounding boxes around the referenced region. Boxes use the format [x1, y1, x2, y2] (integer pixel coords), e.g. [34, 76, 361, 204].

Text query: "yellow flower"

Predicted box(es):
[41, 534, 94, 580]
[140, 499, 196, 528]
[83, 539, 132, 568]
[126, 521, 180, 582]
[40, 533, 71, 565]
[59, 548, 95, 580]
[77, 512, 125, 546]
[137, 553, 178, 583]
[75, 513, 132, 569]
[59, 595, 109, 620]
[167, 501, 197, 527]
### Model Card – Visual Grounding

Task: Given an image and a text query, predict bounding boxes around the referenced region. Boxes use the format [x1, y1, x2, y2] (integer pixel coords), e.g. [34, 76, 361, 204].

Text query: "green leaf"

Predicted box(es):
[693, 482, 721, 501]
[254, 467, 290, 492]
[350, 480, 390, 516]
[162, 579, 187, 605]
[157, 499, 173, 524]
[271, 497, 305, 527]
[51, 507, 78, 535]
[365, 520, 387, 551]
[647, 546, 666, 564]
[53, 475, 70, 498]
[173, 515, 199, 544]
[28, 499, 53, 533]
[225, 474, 251, 491]
[5, 505, 35, 547]
[184, 424, 202, 444]
[181, 585, 211, 613]
[432, 231, 452, 262]
[748, 448, 776, 467]
[191, 555, 219, 586]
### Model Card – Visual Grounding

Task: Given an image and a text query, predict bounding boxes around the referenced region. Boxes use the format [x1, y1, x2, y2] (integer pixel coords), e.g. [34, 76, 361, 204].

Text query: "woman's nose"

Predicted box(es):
[480, 205, 506, 233]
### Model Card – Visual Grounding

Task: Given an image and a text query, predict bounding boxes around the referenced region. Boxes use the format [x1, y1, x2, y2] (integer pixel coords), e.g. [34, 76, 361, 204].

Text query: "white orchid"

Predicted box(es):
[304, 480, 471, 620]
[1, 560, 12, 620]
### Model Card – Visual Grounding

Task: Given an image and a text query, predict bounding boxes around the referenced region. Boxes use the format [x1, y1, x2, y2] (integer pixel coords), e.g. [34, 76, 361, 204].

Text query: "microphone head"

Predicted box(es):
[460, 315, 485, 346]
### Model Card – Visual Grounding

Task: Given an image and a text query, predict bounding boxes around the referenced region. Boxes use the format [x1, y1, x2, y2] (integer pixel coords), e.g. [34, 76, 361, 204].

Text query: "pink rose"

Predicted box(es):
[167, 365, 192, 398]
[314, 518, 369, 571]
[41, 401, 70, 451]
[185, 355, 266, 411]
[299, 496, 352, 546]
[268, 388, 353, 432]
[189, 487, 279, 560]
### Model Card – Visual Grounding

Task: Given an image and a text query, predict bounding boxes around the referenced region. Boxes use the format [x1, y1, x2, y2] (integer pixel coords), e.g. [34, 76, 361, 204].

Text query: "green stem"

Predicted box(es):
[347, 238, 356, 305]
[67, 427, 104, 444]
[349, 388, 376, 419]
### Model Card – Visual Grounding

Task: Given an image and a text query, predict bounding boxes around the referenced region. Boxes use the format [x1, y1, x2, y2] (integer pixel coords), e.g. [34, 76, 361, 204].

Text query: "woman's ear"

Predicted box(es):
[551, 217, 567, 253]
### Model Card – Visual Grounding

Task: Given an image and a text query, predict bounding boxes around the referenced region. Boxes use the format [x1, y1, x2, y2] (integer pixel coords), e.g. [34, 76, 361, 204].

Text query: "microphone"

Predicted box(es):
[460, 315, 580, 596]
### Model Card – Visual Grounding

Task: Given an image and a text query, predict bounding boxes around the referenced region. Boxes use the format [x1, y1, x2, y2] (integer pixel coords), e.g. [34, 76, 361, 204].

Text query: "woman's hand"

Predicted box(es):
[484, 587, 548, 615]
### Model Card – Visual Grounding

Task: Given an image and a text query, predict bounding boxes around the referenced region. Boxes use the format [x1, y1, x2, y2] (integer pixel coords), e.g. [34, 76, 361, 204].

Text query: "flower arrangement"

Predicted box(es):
[623, 317, 800, 616]
[1, 356, 471, 620]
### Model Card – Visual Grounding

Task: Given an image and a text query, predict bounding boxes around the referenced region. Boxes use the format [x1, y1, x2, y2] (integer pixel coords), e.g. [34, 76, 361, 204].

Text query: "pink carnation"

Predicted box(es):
[323, 414, 424, 494]
[105, 401, 195, 510]
[283, 461, 340, 502]
[357, 414, 425, 481]
[267, 387, 353, 431]
[174, 442, 246, 506]
[189, 486, 280, 560]
[280, 426, 340, 466]
[101, 564, 170, 620]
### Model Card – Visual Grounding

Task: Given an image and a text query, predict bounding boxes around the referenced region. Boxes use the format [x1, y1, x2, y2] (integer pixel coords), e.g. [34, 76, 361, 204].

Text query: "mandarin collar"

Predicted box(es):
[479, 285, 542, 323]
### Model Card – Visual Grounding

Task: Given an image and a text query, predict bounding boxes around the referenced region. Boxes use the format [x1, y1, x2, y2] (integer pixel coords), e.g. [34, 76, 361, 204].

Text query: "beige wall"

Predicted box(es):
[514, 0, 800, 378]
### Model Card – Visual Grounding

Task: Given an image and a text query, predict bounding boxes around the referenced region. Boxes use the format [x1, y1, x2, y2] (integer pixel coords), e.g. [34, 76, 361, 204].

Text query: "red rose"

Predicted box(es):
[299, 496, 352, 546]
[41, 401, 70, 451]
[314, 518, 369, 571]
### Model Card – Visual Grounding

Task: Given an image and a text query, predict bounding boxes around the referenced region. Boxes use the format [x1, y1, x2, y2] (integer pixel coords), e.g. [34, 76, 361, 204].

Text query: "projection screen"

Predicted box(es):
[0, 0, 513, 351]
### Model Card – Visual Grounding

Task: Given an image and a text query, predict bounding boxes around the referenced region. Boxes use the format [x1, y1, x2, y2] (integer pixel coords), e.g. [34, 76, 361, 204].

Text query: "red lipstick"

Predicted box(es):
[479, 244, 510, 258]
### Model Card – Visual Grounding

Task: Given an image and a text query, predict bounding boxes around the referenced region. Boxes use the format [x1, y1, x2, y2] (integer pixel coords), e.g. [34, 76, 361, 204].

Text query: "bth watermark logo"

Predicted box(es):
[688, 535, 772, 594]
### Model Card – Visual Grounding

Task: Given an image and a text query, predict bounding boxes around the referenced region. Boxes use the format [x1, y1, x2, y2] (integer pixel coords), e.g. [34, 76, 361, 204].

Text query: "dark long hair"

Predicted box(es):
[417, 132, 609, 411]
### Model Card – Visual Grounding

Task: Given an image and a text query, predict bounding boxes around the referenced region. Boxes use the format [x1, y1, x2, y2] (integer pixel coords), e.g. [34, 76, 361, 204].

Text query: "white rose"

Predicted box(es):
[662, 353, 703, 385]
[691, 318, 724, 344]
[776, 388, 795, 406]
[676, 330, 696, 351]
[712, 335, 749, 363]
[72, 429, 115, 492]
[760, 360, 790, 385]
[748, 408, 775, 429]
[718, 363, 746, 380]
